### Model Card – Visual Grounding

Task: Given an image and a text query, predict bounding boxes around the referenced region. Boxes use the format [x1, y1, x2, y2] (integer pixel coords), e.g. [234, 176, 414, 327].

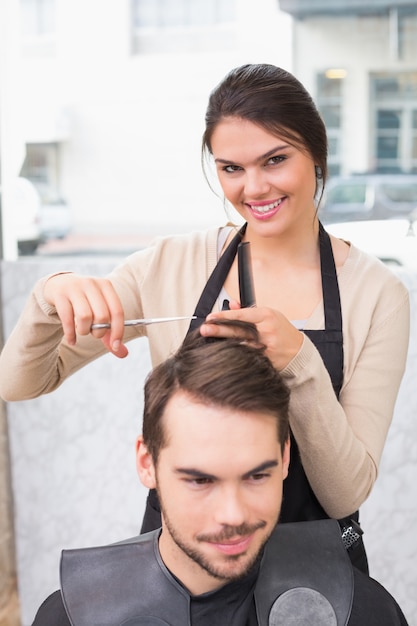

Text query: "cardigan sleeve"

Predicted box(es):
[0, 249, 154, 401]
[0, 228, 218, 401]
[281, 256, 410, 519]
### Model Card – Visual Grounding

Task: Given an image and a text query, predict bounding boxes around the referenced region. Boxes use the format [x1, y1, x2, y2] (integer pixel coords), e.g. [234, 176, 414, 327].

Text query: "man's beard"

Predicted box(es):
[158, 491, 272, 583]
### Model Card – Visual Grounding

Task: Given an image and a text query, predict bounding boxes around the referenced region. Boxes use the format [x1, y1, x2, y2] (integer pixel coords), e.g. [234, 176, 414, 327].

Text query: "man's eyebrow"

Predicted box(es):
[214, 144, 290, 165]
[174, 460, 279, 481]
[242, 460, 279, 479]
[174, 468, 217, 480]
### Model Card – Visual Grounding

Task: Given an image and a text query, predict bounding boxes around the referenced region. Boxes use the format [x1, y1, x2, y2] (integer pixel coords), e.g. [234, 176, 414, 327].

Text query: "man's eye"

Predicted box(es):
[249, 473, 270, 482]
[186, 477, 213, 487]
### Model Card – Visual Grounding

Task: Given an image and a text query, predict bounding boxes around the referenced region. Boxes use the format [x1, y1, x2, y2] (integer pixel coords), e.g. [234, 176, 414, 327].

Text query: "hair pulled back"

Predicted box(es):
[202, 63, 328, 186]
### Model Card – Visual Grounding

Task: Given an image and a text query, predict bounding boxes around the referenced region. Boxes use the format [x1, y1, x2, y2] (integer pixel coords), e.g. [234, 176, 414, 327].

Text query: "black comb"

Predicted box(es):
[237, 241, 256, 307]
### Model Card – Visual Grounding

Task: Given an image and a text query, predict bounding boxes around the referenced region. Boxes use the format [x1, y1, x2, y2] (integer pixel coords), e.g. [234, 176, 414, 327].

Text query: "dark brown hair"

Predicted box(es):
[142, 322, 290, 463]
[202, 63, 328, 196]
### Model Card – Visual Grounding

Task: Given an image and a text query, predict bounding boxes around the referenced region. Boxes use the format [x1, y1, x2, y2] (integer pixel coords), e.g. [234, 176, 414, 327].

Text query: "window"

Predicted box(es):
[20, 0, 56, 37]
[133, 0, 234, 28]
[316, 72, 344, 176]
[371, 72, 417, 172]
[131, 0, 236, 54]
[412, 109, 417, 173]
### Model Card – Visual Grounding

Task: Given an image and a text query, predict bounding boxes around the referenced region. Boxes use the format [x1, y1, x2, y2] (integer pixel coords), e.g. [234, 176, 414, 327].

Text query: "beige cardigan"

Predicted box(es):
[0, 226, 410, 519]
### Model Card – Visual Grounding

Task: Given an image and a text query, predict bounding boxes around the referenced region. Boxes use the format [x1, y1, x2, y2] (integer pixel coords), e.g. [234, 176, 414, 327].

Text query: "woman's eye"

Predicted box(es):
[267, 155, 286, 165]
[222, 164, 242, 173]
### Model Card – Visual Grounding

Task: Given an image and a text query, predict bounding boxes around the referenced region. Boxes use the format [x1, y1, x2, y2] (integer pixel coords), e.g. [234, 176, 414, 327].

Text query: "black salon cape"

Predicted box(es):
[32, 566, 408, 626]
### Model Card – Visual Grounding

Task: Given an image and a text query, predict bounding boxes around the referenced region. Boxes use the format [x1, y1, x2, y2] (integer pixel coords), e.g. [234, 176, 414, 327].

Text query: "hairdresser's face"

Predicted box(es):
[137, 390, 289, 595]
[211, 117, 317, 237]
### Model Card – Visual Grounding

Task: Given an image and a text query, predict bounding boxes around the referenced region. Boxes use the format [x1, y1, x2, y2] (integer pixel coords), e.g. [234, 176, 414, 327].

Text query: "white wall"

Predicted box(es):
[5, 0, 293, 239]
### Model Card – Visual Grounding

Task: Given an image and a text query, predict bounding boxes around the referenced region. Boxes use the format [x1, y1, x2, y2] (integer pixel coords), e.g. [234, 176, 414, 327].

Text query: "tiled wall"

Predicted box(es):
[1, 258, 416, 625]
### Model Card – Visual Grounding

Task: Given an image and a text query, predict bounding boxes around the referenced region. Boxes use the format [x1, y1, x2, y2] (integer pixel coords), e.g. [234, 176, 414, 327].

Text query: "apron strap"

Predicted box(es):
[318, 221, 342, 332]
[304, 222, 344, 395]
[188, 224, 247, 333]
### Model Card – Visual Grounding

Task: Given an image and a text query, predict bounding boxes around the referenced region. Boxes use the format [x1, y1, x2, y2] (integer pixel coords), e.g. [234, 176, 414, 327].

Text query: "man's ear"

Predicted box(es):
[136, 435, 156, 489]
[282, 437, 291, 481]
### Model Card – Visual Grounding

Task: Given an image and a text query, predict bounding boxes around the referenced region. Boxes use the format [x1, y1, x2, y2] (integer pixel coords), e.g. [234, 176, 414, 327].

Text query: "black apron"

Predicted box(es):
[141, 223, 368, 573]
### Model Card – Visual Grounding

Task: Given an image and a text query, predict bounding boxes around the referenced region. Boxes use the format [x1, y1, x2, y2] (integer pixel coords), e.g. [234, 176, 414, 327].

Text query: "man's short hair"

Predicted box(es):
[142, 321, 290, 463]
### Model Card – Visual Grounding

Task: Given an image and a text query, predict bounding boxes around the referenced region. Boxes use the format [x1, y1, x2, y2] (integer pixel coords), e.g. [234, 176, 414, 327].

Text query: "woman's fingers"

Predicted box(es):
[43, 273, 127, 354]
[53, 293, 78, 346]
[201, 306, 303, 369]
[204, 304, 272, 328]
[100, 332, 129, 358]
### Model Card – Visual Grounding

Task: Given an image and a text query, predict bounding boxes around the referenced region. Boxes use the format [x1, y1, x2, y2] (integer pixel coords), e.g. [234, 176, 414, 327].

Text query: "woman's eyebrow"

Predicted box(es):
[214, 144, 290, 165]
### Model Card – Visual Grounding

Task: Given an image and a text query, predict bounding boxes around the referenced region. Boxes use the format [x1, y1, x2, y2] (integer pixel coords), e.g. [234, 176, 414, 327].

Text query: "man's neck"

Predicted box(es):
[162, 549, 260, 626]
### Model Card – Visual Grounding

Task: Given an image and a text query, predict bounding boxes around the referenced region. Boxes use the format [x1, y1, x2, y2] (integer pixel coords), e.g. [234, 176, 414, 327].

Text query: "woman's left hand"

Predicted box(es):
[200, 300, 304, 370]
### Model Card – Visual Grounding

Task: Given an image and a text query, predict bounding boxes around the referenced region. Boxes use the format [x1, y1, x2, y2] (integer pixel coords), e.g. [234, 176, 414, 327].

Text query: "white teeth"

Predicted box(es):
[250, 199, 282, 213]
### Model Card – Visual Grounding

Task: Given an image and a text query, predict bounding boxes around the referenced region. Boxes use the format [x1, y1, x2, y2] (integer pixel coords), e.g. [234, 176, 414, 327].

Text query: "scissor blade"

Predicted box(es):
[91, 316, 196, 330]
[124, 315, 197, 327]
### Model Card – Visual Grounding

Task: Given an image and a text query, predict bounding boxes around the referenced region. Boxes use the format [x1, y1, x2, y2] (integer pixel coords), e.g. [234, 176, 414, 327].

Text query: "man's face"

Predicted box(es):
[137, 390, 290, 595]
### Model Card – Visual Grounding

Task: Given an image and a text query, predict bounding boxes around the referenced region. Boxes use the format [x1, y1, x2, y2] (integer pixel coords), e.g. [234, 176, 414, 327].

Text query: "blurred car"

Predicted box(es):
[31, 183, 72, 242]
[319, 174, 417, 224]
[326, 216, 417, 269]
[39, 198, 72, 241]
[0, 177, 42, 255]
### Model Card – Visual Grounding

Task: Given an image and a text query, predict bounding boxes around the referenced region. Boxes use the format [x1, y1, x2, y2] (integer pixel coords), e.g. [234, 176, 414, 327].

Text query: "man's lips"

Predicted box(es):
[208, 534, 254, 556]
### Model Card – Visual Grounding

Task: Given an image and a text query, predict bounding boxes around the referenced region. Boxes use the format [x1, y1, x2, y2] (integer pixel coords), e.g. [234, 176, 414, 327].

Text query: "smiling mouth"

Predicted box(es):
[210, 534, 253, 556]
[248, 199, 283, 214]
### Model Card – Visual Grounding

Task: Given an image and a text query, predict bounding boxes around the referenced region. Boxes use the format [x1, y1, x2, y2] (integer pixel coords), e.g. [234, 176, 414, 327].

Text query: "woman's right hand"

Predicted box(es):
[200, 301, 304, 371]
[43, 273, 128, 357]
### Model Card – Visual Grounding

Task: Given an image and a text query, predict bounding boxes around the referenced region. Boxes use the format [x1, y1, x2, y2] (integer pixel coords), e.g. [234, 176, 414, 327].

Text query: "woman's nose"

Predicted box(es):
[244, 169, 270, 197]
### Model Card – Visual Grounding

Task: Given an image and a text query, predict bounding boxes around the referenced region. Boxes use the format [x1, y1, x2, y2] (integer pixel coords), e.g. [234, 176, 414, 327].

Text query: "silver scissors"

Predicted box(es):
[91, 315, 196, 330]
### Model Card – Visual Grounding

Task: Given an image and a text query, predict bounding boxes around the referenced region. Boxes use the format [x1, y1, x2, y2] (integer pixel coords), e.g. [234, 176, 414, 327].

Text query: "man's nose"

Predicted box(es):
[213, 486, 247, 528]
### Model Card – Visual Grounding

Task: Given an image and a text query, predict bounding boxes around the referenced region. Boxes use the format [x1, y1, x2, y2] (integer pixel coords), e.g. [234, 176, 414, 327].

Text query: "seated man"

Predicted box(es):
[32, 323, 408, 625]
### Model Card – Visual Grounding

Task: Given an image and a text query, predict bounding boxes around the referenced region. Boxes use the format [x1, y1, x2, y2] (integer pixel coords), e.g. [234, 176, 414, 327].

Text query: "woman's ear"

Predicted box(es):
[282, 437, 291, 481]
[136, 435, 156, 488]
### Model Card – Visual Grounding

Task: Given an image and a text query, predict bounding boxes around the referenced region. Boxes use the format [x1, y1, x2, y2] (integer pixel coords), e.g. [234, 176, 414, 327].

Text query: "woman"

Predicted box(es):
[0, 65, 409, 572]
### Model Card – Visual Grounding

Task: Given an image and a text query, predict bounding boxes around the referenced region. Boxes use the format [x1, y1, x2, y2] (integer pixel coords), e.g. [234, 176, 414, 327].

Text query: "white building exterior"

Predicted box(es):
[1, 0, 293, 259]
[2, 2, 417, 256]
[280, 1, 417, 177]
